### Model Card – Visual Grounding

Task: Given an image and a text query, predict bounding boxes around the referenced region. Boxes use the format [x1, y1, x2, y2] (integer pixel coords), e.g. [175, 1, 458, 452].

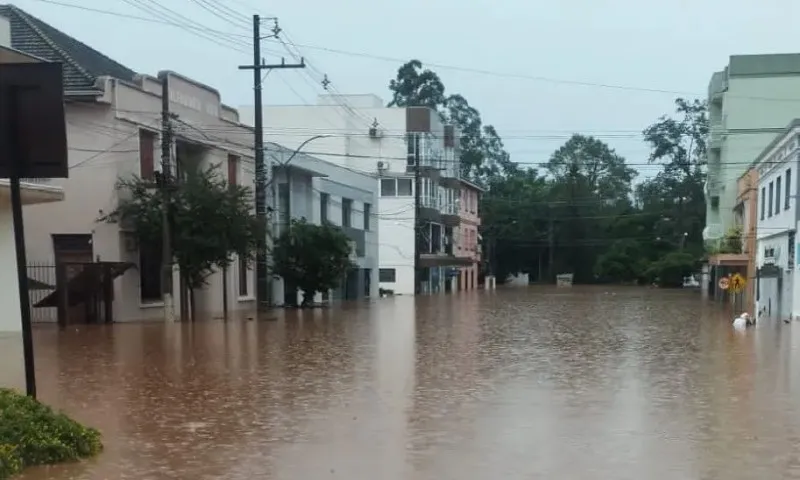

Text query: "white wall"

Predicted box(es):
[378, 196, 415, 294]
[756, 157, 796, 241]
[0, 203, 21, 332]
[714, 75, 800, 229]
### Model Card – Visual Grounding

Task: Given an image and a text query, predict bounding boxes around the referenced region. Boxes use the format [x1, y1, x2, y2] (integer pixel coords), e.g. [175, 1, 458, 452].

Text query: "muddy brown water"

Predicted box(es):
[6, 286, 800, 479]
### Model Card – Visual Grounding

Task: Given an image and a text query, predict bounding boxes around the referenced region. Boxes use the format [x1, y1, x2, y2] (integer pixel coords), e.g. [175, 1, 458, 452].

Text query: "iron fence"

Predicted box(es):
[27, 261, 57, 323]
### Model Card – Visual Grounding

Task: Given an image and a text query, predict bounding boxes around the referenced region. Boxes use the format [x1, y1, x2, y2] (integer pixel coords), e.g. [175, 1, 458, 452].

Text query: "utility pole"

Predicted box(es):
[547, 207, 554, 283]
[413, 133, 422, 295]
[239, 15, 305, 312]
[159, 73, 175, 322]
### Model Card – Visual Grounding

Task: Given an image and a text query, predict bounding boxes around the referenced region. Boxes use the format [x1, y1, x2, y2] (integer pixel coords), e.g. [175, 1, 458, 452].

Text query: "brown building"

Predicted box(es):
[708, 167, 758, 314]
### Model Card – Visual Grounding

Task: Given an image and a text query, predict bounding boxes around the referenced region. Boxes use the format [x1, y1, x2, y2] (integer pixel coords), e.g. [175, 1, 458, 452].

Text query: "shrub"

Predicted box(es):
[0, 389, 102, 479]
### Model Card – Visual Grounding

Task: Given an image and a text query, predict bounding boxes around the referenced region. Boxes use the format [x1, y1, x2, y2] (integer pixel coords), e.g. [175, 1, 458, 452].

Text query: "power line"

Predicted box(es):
[21, 0, 800, 105]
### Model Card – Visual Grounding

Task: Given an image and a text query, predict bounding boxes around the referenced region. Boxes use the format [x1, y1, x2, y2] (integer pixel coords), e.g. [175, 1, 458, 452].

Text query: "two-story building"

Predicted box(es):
[267, 143, 379, 305]
[0, 5, 266, 322]
[753, 119, 800, 322]
[241, 94, 471, 295]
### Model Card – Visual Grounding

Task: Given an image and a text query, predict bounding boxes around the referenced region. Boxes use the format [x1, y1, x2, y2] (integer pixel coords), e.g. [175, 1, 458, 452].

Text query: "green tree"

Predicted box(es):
[108, 166, 263, 320]
[272, 218, 354, 307]
[387, 61, 514, 184]
[594, 239, 647, 283]
[641, 98, 708, 256]
[387, 59, 446, 109]
[646, 251, 697, 287]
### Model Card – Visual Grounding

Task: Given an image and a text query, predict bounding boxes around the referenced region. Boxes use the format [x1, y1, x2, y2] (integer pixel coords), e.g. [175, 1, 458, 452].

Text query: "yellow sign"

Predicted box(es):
[731, 273, 746, 293]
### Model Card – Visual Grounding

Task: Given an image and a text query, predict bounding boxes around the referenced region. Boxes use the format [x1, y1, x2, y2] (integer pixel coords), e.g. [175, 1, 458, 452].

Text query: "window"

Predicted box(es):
[363, 269, 371, 297]
[320, 193, 330, 223]
[406, 133, 418, 167]
[787, 169, 793, 210]
[342, 198, 352, 227]
[278, 183, 290, 234]
[364, 203, 371, 230]
[381, 179, 396, 196]
[139, 130, 156, 180]
[227, 154, 239, 186]
[238, 256, 248, 297]
[761, 187, 766, 220]
[789, 232, 796, 271]
[379, 268, 396, 282]
[776, 176, 782, 214]
[768, 181, 774, 217]
[139, 240, 162, 302]
[397, 178, 413, 196]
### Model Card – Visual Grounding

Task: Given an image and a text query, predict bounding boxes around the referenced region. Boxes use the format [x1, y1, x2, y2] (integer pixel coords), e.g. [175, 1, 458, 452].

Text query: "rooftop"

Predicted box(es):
[0, 4, 137, 93]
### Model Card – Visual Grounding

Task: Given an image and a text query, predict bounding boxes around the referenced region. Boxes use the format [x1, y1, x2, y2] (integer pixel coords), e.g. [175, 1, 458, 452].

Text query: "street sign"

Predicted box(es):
[718, 277, 730, 290]
[0, 62, 68, 179]
[731, 273, 746, 293]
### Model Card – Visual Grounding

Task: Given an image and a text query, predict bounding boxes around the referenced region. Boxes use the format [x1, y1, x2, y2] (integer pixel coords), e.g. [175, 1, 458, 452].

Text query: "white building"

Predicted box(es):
[754, 119, 800, 322]
[705, 54, 800, 242]
[240, 94, 470, 295]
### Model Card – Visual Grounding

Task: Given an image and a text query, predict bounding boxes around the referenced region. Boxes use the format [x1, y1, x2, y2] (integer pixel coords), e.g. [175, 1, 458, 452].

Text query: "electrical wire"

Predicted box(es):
[22, 0, 800, 105]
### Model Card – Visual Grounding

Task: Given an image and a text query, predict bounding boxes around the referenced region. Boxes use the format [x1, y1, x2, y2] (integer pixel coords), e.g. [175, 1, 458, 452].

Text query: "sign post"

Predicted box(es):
[0, 62, 68, 398]
[730, 273, 746, 314]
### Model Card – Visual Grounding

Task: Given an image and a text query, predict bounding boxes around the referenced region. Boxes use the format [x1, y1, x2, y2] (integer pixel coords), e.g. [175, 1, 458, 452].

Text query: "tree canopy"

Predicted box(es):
[107, 166, 264, 312]
[272, 218, 354, 306]
[387, 60, 707, 286]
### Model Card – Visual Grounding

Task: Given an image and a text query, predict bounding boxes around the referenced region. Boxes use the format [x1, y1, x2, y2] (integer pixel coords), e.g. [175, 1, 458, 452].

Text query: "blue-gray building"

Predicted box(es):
[268, 144, 379, 305]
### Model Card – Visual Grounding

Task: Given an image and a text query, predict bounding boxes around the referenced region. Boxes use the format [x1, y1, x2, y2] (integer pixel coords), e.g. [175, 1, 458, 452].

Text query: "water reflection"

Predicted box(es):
[5, 287, 800, 478]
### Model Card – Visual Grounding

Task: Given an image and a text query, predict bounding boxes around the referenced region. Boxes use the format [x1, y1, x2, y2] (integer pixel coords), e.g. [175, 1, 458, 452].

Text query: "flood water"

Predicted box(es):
[7, 286, 800, 479]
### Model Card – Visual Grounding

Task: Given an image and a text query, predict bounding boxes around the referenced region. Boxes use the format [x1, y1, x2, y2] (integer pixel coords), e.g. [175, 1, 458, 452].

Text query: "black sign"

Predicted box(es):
[0, 62, 68, 179]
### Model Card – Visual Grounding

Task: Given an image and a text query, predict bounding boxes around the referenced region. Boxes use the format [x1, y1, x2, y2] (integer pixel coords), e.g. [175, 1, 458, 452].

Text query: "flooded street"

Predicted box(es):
[7, 286, 800, 479]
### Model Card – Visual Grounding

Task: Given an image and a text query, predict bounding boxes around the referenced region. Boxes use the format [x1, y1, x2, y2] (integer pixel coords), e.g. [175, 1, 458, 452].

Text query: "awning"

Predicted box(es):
[34, 262, 133, 308]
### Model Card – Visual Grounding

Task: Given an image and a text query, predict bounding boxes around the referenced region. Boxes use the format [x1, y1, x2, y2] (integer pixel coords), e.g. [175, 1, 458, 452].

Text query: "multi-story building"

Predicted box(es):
[705, 54, 800, 242]
[753, 119, 800, 321]
[456, 179, 483, 290]
[241, 94, 472, 295]
[268, 145, 379, 305]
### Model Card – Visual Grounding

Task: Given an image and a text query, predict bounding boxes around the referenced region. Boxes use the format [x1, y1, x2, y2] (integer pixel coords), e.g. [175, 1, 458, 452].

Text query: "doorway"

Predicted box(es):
[52, 234, 93, 325]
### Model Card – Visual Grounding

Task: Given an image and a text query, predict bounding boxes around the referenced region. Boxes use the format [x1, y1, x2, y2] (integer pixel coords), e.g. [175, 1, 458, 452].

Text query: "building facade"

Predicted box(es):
[705, 54, 800, 243]
[753, 120, 800, 322]
[268, 146, 379, 305]
[241, 94, 473, 295]
[457, 179, 483, 290]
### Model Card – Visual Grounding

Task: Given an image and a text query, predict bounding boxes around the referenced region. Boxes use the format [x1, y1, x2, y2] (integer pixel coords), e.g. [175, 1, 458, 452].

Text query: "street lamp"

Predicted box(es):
[263, 134, 333, 188]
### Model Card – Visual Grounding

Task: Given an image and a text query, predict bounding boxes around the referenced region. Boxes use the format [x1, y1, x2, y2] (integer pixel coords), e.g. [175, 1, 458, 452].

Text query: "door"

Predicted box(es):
[52, 234, 93, 325]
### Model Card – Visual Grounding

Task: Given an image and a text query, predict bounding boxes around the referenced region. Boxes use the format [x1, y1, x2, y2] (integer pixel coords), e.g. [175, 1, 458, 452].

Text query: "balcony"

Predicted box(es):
[419, 200, 441, 223]
[708, 70, 728, 105]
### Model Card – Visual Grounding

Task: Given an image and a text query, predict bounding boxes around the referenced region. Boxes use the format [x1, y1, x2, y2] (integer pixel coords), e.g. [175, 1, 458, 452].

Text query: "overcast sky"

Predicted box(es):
[17, 0, 800, 179]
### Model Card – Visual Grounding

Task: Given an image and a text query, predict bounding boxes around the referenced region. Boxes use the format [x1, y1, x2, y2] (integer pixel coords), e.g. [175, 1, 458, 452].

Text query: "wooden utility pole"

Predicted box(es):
[159, 72, 175, 322]
[413, 134, 422, 294]
[239, 15, 304, 312]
